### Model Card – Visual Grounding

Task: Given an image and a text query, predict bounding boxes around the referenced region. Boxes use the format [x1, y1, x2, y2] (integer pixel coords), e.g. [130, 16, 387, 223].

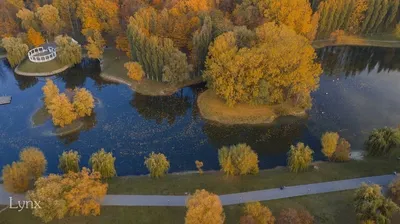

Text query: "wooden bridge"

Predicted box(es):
[0, 96, 11, 105]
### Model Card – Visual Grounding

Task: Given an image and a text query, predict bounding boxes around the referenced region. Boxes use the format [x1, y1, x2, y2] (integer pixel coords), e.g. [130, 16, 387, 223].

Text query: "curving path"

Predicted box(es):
[0, 174, 396, 207]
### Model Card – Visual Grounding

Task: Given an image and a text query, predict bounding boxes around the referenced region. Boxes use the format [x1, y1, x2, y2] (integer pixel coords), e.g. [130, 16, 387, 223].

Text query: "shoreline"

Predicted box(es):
[312, 37, 400, 49]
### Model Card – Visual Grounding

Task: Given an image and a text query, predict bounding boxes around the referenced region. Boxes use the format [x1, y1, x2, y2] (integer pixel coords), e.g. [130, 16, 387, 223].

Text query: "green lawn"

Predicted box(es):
[0, 191, 356, 224]
[17, 58, 68, 74]
[107, 156, 400, 195]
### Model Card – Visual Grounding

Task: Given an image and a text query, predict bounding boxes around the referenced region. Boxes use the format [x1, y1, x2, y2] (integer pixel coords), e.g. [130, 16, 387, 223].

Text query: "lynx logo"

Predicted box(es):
[9, 197, 41, 212]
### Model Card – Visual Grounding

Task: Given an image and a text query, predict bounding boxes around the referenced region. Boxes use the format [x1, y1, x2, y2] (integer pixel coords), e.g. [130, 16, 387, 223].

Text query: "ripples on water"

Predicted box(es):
[1, 46, 400, 175]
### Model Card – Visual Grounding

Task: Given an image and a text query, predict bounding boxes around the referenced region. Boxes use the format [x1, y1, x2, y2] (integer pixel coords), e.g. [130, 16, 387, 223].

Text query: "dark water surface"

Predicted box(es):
[1, 46, 400, 176]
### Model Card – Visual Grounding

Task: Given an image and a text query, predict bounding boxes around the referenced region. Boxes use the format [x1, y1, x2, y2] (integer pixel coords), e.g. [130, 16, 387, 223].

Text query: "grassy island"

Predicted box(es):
[197, 90, 306, 125]
[15, 58, 71, 76]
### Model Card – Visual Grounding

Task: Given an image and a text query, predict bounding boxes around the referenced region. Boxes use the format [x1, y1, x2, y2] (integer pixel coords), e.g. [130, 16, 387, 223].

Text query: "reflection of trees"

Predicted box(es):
[14, 74, 38, 90]
[202, 119, 308, 155]
[130, 92, 191, 125]
[318, 46, 400, 76]
[56, 112, 97, 145]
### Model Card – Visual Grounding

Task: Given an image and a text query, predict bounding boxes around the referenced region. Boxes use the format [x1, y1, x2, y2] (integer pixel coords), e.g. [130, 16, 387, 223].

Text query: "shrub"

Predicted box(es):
[48, 93, 77, 127]
[389, 177, 400, 202]
[89, 149, 116, 178]
[277, 208, 314, 224]
[55, 35, 82, 65]
[27, 168, 107, 223]
[195, 160, 203, 174]
[59, 150, 80, 173]
[218, 143, 259, 176]
[19, 147, 47, 179]
[2, 162, 30, 193]
[185, 189, 225, 224]
[124, 62, 145, 81]
[42, 79, 59, 109]
[365, 127, 400, 156]
[287, 142, 314, 173]
[73, 88, 95, 117]
[144, 152, 170, 178]
[321, 132, 339, 159]
[241, 202, 275, 224]
[332, 138, 351, 162]
[354, 183, 399, 223]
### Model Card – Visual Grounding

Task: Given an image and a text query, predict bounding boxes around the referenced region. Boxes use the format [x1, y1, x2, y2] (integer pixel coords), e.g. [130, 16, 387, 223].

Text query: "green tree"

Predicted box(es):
[185, 189, 225, 224]
[241, 202, 275, 224]
[89, 148, 116, 178]
[2, 161, 30, 193]
[287, 142, 313, 173]
[1, 37, 28, 67]
[192, 16, 212, 76]
[354, 183, 399, 223]
[218, 143, 259, 176]
[59, 150, 80, 173]
[55, 35, 82, 65]
[19, 147, 47, 180]
[321, 132, 339, 159]
[365, 127, 400, 156]
[144, 152, 170, 178]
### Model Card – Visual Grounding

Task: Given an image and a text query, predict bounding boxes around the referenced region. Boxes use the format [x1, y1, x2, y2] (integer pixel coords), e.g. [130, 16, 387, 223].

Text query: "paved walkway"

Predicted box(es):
[0, 174, 395, 207]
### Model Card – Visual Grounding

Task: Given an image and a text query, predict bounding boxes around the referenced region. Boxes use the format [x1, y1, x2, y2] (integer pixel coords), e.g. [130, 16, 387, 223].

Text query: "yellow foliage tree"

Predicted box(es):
[242, 202, 275, 224]
[1, 37, 29, 67]
[218, 143, 259, 176]
[27, 168, 108, 223]
[77, 0, 119, 35]
[27, 27, 44, 47]
[20, 147, 47, 180]
[89, 149, 116, 178]
[347, 0, 369, 34]
[48, 93, 77, 127]
[16, 8, 39, 31]
[124, 62, 145, 81]
[321, 132, 339, 159]
[116, 35, 131, 57]
[73, 88, 95, 117]
[2, 161, 30, 193]
[35, 4, 63, 37]
[185, 189, 225, 224]
[195, 160, 203, 174]
[42, 79, 60, 109]
[86, 30, 105, 59]
[59, 150, 80, 173]
[144, 152, 170, 178]
[287, 142, 313, 173]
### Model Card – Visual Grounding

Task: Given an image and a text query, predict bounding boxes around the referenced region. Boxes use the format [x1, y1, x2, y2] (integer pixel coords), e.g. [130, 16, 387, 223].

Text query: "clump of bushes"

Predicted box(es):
[365, 127, 400, 156]
[218, 143, 259, 176]
[59, 150, 80, 173]
[144, 152, 170, 178]
[287, 142, 313, 173]
[321, 132, 351, 161]
[89, 149, 116, 178]
[240, 202, 275, 224]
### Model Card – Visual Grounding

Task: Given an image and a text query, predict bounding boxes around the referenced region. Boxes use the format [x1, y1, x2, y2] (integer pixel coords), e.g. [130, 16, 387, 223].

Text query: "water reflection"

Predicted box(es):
[317, 46, 400, 76]
[14, 74, 38, 90]
[55, 112, 98, 145]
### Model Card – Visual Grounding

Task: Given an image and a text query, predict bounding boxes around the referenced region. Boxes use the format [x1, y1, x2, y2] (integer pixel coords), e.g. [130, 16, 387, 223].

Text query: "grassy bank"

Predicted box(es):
[100, 49, 203, 96]
[313, 34, 400, 49]
[197, 89, 305, 125]
[0, 191, 356, 224]
[16, 58, 69, 75]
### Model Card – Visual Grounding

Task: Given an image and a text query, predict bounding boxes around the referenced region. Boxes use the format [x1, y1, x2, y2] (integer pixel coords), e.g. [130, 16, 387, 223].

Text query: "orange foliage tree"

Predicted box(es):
[185, 189, 225, 224]
[35, 4, 63, 37]
[42, 79, 60, 109]
[27, 27, 44, 47]
[48, 93, 77, 127]
[2, 161, 30, 193]
[124, 62, 145, 81]
[277, 208, 314, 224]
[241, 202, 275, 224]
[73, 88, 95, 117]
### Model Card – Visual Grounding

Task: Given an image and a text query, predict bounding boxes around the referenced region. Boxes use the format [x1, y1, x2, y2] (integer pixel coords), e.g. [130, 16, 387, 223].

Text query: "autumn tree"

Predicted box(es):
[124, 62, 145, 81]
[48, 93, 77, 127]
[354, 183, 399, 223]
[89, 148, 116, 178]
[55, 35, 82, 65]
[116, 35, 131, 57]
[1, 37, 29, 67]
[144, 152, 170, 178]
[36, 5, 63, 37]
[53, 0, 79, 35]
[2, 161, 30, 193]
[321, 132, 339, 159]
[85, 30, 105, 59]
[347, 0, 369, 34]
[59, 150, 80, 173]
[192, 16, 212, 76]
[218, 143, 259, 176]
[42, 79, 60, 109]
[73, 88, 95, 117]
[185, 189, 225, 224]
[277, 208, 314, 224]
[332, 138, 351, 161]
[204, 22, 322, 107]
[195, 160, 204, 174]
[365, 127, 400, 156]
[27, 168, 108, 223]
[27, 28, 44, 47]
[16, 8, 39, 31]
[241, 202, 275, 224]
[20, 147, 47, 180]
[232, 0, 262, 28]
[0, 1, 19, 38]
[287, 142, 313, 173]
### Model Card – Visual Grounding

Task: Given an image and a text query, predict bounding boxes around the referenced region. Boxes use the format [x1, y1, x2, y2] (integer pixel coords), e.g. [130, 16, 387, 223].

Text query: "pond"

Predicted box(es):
[1, 46, 400, 176]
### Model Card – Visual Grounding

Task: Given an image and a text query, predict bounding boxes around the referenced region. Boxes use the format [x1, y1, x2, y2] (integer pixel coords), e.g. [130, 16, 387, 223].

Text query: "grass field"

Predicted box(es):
[0, 191, 357, 224]
[17, 58, 68, 74]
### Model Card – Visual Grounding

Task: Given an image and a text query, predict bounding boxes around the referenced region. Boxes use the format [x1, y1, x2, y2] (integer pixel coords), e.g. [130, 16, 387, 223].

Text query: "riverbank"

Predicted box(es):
[197, 89, 305, 125]
[100, 49, 204, 96]
[313, 34, 400, 49]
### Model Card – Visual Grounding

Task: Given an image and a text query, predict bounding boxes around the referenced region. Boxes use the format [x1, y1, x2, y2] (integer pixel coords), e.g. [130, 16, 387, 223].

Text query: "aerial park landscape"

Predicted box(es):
[3, 0, 400, 223]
